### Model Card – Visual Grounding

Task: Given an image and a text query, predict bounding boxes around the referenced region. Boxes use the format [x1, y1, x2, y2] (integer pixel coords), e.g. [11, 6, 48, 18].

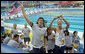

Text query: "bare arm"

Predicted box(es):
[49, 18, 55, 27]
[60, 15, 70, 29]
[44, 37, 47, 51]
[21, 43, 27, 48]
[21, 6, 33, 27]
[49, 18, 58, 30]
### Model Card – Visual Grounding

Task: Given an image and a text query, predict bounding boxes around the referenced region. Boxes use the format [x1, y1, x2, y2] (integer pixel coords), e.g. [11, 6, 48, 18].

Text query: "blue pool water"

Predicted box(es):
[4, 8, 84, 32]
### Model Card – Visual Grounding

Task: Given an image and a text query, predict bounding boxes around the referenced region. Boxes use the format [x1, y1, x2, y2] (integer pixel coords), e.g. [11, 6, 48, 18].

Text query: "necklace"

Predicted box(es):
[40, 28, 44, 41]
[56, 28, 61, 35]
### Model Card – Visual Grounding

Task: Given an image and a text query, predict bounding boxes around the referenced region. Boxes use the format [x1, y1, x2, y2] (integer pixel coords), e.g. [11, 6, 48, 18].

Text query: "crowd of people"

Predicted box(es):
[1, 5, 84, 53]
[1, 23, 31, 51]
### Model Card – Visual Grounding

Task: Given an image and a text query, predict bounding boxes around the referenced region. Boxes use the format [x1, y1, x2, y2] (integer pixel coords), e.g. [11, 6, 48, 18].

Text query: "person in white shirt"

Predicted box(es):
[19, 35, 27, 48]
[21, 5, 46, 53]
[22, 23, 30, 43]
[11, 24, 19, 36]
[19, 35, 24, 43]
[11, 24, 22, 36]
[49, 15, 70, 53]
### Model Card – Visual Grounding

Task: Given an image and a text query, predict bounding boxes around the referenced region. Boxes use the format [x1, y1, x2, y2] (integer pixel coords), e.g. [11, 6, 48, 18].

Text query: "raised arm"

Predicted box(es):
[60, 15, 70, 29]
[49, 18, 58, 30]
[21, 6, 33, 27]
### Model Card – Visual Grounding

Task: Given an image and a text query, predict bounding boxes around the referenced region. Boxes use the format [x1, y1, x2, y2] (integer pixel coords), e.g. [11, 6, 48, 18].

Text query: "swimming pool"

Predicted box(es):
[4, 8, 84, 32]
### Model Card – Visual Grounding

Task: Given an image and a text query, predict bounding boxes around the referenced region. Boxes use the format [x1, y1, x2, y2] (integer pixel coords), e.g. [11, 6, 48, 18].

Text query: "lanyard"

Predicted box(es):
[39, 29, 44, 41]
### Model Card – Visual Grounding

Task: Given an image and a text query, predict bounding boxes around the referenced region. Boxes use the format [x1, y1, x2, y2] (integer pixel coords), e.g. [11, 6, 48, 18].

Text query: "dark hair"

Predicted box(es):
[2, 34, 7, 39]
[47, 27, 52, 35]
[36, 17, 45, 27]
[13, 34, 19, 39]
[64, 30, 69, 36]
[46, 27, 52, 41]
[73, 31, 77, 35]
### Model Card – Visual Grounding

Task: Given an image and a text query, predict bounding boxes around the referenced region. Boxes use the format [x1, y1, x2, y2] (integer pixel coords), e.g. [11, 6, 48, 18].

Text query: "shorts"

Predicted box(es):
[30, 47, 45, 53]
[54, 45, 66, 53]
[65, 46, 72, 50]
[48, 49, 55, 53]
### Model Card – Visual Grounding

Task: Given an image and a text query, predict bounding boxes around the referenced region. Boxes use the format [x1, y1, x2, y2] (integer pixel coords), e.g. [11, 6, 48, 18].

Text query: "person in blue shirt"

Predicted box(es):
[72, 31, 84, 53]
[73, 31, 80, 45]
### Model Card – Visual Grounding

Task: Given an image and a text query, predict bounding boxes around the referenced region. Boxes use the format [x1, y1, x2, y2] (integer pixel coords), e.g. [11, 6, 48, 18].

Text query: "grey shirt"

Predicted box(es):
[22, 27, 30, 38]
[44, 31, 55, 50]
[31, 24, 46, 48]
[64, 33, 73, 47]
[7, 39, 20, 48]
[3, 36, 12, 44]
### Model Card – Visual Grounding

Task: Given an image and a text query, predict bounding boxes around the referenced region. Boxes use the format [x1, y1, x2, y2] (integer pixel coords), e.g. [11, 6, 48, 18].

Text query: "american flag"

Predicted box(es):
[9, 1, 22, 15]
